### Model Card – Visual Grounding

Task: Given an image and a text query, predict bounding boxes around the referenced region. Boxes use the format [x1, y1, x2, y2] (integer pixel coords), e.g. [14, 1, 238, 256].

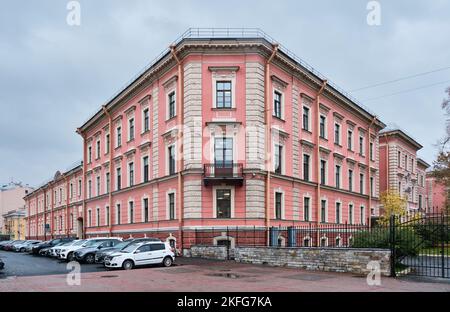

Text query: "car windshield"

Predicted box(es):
[121, 244, 140, 253]
[110, 242, 128, 250]
[83, 240, 104, 248]
[73, 240, 86, 246]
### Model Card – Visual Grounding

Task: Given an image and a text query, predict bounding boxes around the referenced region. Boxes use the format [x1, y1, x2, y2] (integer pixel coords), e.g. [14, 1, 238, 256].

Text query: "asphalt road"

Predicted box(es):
[403, 255, 450, 278]
[0, 250, 106, 279]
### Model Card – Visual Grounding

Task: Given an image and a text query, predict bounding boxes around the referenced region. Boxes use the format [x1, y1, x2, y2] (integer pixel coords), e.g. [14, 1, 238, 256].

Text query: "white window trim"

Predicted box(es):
[166, 89, 176, 120]
[360, 205, 366, 225]
[335, 200, 342, 224]
[127, 161, 135, 187]
[348, 169, 354, 192]
[212, 186, 235, 219]
[359, 135, 365, 155]
[127, 116, 135, 142]
[348, 202, 354, 225]
[273, 189, 285, 220]
[96, 139, 101, 159]
[273, 142, 286, 175]
[320, 159, 328, 185]
[302, 153, 312, 181]
[127, 199, 135, 224]
[96, 175, 101, 197]
[96, 206, 100, 227]
[209, 133, 238, 175]
[88, 144, 92, 163]
[104, 204, 110, 226]
[273, 88, 285, 120]
[166, 190, 176, 220]
[115, 202, 122, 225]
[335, 165, 342, 189]
[319, 114, 327, 138]
[105, 172, 110, 194]
[347, 130, 353, 150]
[116, 167, 121, 191]
[166, 143, 177, 176]
[104, 132, 110, 154]
[302, 105, 311, 131]
[141, 195, 149, 223]
[141, 106, 150, 134]
[303, 194, 312, 222]
[212, 76, 236, 109]
[360, 173, 365, 195]
[320, 197, 328, 223]
[334, 122, 341, 145]
[141, 155, 150, 183]
[87, 208, 92, 227]
[116, 125, 122, 148]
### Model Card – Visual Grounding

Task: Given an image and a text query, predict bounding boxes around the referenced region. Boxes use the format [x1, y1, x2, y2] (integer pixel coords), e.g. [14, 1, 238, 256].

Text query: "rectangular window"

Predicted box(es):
[88, 210, 92, 227]
[360, 206, 365, 225]
[303, 106, 310, 131]
[321, 200, 327, 223]
[304, 197, 310, 222]
[116, 168, 121, 191]
[117, 126, 122, 147]
[70, 213, 74, 229]
[96, 176, 100, 196]
[397, 151, 401, 166]
[106, 172, 110, 193]
[274, 144, 283, 174]
[116, 204, 121, 225]
[88, 146, 92, 163]
[335, 165, 341, 189]
[143, 108, 150, 132]
[370, 142, 374, 161]
[405, 155, 408, 170]
[128, 162, 134, 187]
[168, 193, 175, 220]
[348, 130, 353, 150]
[302, 154, 310, 181]
[128, 118, 135, 141]
[143, 198, 149, 222]
[348, 169, 353, 192]
[359, 136, 364, 155]
[275, 192, 282, 220]
[96, 208, 100, 226]
[319, 115, 326, 138]
[216, 189, 231, 219]
[168, 145, 176, 175]
[106, 206, 109, 226]
[215, 137, 233, 172]
[320, 160, 326, 185]
[88, 180, 92, 198]
[418, 195, 422, 210]
[334, 123, 340, 145]
[168, 91, 176, 119]
[143, 156, 149, 183]
[129, 201, 134, 224]
[70, 183, 73, 199]
[105, 133, 110, 154]
[370, 176, 374, 196]
[360, 173, 364, 194]
[335, 202, 341, 224]
[96, 140, 100, 159]
[216, 81, 232, 108]
[274, 91, 282, 119]
[349, 204, 354, 224]
[78, 179, 81, 196]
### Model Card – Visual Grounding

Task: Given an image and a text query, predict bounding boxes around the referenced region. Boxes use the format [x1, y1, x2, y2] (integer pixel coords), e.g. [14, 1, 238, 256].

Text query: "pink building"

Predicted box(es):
[378, 129, 430, 214]
[24, 162, 83, 240]
[69, 30, 385, 251]
[426, 174, 448, 214]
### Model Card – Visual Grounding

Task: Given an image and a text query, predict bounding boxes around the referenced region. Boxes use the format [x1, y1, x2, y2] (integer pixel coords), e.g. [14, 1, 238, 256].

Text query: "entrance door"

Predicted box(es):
[76, 219, 83, 239]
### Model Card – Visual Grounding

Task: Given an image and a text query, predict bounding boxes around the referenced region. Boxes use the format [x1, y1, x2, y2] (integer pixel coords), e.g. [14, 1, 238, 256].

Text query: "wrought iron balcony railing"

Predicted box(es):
[203, 163, 244, 186]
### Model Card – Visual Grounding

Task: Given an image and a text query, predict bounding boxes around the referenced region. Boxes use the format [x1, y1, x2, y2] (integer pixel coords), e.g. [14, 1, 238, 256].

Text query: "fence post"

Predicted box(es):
[441, 213, 445, 279]
[226, 226, 230, 260]
[390, 214, 396, 277]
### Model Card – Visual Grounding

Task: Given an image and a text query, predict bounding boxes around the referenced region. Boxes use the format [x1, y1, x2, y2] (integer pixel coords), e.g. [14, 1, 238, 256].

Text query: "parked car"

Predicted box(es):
[2, 240, 25, 251]
[95, 238, 162, 264]
[31, 238, 75, 255]
[59, 238, 114, 261]
[104, 241, 175, 270]
[0, 258, 4, 270]
[46, 242, 69, 257]
[0, 240, 12, 250]
[74, 239, 122, 264]
[13, 240, 41, 252]
[26, 240, 47, 253]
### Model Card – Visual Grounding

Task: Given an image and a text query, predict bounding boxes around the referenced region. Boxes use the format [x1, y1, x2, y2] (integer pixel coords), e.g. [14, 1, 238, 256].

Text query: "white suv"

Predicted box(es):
[59, 238, 114, 261]
[104, 241, 175, 270]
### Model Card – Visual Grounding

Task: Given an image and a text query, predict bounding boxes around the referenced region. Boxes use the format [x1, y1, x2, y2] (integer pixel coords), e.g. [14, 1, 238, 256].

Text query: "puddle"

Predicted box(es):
[206, 272, 255, 279]
[100, 275, 118, 278]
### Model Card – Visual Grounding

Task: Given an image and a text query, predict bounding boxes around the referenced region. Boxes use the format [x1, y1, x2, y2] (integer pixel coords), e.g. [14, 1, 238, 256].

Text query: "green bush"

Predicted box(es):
[413, 222, 450, 247]
[352, 227, 424, 259]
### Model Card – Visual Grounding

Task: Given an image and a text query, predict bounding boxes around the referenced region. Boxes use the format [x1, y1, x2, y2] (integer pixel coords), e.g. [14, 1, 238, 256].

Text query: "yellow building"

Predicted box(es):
[2, 210, 26, 240]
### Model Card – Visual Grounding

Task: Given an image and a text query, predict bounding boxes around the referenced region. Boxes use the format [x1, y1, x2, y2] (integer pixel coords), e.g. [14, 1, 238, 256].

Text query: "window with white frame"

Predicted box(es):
[304, 197, 311, 222]
[360, 205, 365, 225]
[128, 201, 134, 224]
[88, 145, 92, 163]
[167, 144, 176, 175]
[128, 162, 134, 187]
[116, 126, 122, 147]
[143, 198, 149, 222]
[142, 156, 149, 183]
[88, 209, 92, 227]
[143, 108, 150, 133]
[348, 169, 353, 192]
[78, 179, 81, 196]
[348, 130, 353, 151]
[274, 144, 284, 175]
[359, 135, 364, 155]
[334, 123, 341, 145]
[303, 106, 310, 131]
[116, 203, 121, 225]
[96, 139, 100, 159]
[320, 159, 327, 185]
[335, 165, 341, 189]
[168, 91, 176, 119]
[320, 199, 327, 223]
[106, 172, 110, 194]
[88, 180, 92, 198]
[216, 81, 232, 108]
[360, 173, 365, 194]
[105, 206, 109, 226]
[105, 133, 110, 154]
[335, 202, 341, 224]
[275, 191, 283, 220]
[128, 117, 135, 141]
[319, 115, 326, 138]
[370, 142, 374, 161]
[96, 176, 100, 196]
[168, 192, 175, 220]
[273, 90, 283, 119]
[349, 203, 354, 224]
[96, 207, 100, 226]
[116, 167, 121, 191]
[303, 154, 311, 181]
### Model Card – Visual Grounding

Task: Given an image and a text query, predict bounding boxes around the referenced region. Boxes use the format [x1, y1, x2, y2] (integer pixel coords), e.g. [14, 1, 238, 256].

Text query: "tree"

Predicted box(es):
[440, 86, 450, 150]
[431, 152, 450, 214]
[379, 188, 407, 224]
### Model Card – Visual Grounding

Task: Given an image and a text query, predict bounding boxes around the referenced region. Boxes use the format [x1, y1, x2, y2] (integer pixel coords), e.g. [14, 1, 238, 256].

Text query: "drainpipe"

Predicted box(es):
[102, 105, 114, 237]
[50, 182, 54, 239]
[367, 116, 377, 229]
[170, 45, 185, 251]
[43, 189, 46, 241]
[315, 80, 327, 245]
[64, 174, 70, 237]
[35, 196, 39, 240]
[76, 128, 87, 239]
[265, 44, 278, 246]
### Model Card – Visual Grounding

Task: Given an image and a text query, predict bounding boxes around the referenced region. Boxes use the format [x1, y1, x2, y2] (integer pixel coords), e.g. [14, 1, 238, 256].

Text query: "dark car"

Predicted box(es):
[31, 238, 75, 255]
[74, 239, 122, 264]
[95, 238, 162, 264]
[2, 240, 24, 251]
[0, 258, 4, 270]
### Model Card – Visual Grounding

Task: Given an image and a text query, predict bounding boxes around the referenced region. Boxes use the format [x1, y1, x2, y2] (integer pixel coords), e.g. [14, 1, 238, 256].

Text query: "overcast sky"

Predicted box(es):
[1, 0, 449, 187]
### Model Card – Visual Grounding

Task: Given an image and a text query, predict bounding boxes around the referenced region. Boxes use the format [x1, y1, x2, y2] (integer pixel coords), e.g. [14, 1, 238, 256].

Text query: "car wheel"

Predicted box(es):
[122, 260, 134, 270]
[85, 254, 95, 264]
[20, 248, 25, 252]
[67, 252, 75, 261]
[163, 256, 173, 267]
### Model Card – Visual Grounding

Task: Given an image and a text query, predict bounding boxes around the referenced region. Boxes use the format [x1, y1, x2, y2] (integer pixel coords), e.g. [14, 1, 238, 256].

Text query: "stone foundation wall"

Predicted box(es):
[187, 246, 228, 260]
[234, 247, 391, 276]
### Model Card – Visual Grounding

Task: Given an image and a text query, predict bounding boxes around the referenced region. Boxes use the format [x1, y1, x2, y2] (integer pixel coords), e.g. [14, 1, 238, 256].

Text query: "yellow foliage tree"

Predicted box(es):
[379, 188, 407, 224]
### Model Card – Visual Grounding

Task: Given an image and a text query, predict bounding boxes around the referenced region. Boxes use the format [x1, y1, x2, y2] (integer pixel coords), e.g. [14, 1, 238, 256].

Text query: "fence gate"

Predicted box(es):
[392, 213, 449, 278]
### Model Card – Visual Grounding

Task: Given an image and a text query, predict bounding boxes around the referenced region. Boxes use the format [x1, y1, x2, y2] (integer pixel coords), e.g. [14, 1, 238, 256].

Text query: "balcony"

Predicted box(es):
[203, 163, 244, 187]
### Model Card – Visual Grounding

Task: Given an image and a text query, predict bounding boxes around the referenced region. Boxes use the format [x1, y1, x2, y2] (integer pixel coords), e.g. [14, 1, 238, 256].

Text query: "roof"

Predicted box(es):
[379, 128, 423, 150]
[417, 158, 431, 169]
[77, 28, 386, 133]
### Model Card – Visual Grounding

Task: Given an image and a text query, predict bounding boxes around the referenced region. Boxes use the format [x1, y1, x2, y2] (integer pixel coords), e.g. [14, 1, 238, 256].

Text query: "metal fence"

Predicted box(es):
[0, 234, 10, 241]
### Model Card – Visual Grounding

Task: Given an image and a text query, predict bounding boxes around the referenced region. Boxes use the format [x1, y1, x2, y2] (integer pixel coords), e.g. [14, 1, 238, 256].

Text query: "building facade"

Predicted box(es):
[65, 33, 386, 251]
[378, 129, 430, 214]
[24, 162, 83, 240]
[2, 210, 26, 240]
[1, 182, 33, 234]
[426, 174, 448, 214]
